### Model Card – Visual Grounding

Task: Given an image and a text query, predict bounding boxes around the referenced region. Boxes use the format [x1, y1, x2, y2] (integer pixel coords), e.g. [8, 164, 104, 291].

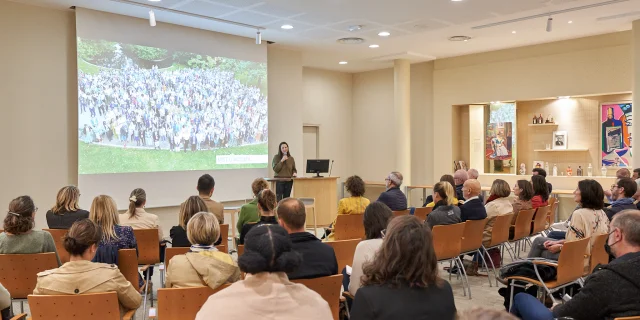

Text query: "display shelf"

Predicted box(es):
[533, 148, 589, 152]
[528, 123, 558, 127]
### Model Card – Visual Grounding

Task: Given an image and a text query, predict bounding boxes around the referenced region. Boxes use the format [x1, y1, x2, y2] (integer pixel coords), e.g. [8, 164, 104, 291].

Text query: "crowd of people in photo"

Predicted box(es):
[2, 168, 640, 320]
[78, 59, 268, 152]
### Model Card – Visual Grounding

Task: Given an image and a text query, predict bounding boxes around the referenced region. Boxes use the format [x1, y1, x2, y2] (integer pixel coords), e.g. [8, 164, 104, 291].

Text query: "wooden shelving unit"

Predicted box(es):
[533, 148, 589, 152]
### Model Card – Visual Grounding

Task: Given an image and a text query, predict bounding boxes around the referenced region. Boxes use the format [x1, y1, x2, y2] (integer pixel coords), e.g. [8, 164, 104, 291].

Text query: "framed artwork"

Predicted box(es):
[485, 122, 513, 160]
[601, 102, 632, 167]
[532, 160, 544, 170]
[552, 131, 567, 150]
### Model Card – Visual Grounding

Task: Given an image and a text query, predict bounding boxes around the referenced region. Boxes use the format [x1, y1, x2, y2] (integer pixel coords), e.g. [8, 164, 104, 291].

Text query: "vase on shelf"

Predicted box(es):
[601, 166, 608, 177]
[577, 166, 583, 176]
[588, 163, 593, 177]
[552, 164, 558, 177]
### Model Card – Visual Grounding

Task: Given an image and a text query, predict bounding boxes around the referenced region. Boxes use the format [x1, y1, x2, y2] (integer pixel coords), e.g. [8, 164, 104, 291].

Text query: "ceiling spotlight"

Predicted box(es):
[568, 20, 573, 24]
[148, 0, 161, 2]
[339, 61, 348, 65]
[558, 96, 571, 100]
[348, 25, 363, 32]
[369, 44, 379, 48]
[546, 16, 553, 32]
[281, 24, 293, 30]
[451, 0, 463, 1]
[512, 30, 516, 34]
[378, 31, 390, 37]
[256, 31, 261, 45]
[149, 10, 156, 27]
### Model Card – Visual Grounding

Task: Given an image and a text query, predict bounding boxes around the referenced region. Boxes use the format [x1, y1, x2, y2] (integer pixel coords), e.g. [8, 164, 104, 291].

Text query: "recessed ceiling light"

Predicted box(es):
[451, 0, 463, 1]
[378, 31, 390, 37]
[449, 35, 471, 42]
[369, 44, 379, 48]
[281, 24, 293, 30]
[348, 25, 363, 32]
[558, 96, 571, 100]
[512, 31, 516, 34]
[568, 20, 573, 24]
[148, 0, 161, 2]
[339, 61, 348, 65]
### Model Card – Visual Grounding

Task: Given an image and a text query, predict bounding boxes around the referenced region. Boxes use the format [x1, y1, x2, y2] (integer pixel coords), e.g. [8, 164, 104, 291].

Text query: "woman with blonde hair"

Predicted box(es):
[166, 212, 240, 290]
[484, 179, 513, 246]
[170, 196, 209, 247]
[426, 181, 461, 229]
[46, 186, 89, 229]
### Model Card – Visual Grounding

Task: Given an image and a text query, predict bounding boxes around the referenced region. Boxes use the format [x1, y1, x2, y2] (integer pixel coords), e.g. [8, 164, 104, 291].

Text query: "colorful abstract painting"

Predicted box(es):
[601, 103, 632, 167]
[486, 122, 513, 160]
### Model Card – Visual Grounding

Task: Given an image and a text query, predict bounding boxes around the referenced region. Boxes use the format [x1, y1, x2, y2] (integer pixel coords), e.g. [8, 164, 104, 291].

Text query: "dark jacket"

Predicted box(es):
[603, 198, 636, 221]
[426, 201, 462, 229]
[350, 282, 457, 320]
[553, 252, 640, 320]
[376, 187, 407, 211]
[171, 225, 222, 247]
[46, 209, 90, 229]
[287, 232, 338, 280]
[460, 198, 487, 222]
[455, 184, 465, 201]
[239, 216, 278, 245]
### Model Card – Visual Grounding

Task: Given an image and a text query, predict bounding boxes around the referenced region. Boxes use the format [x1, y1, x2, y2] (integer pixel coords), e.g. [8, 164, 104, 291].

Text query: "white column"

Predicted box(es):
[632, 20, 640, 169]
[394, 59, 411, 187]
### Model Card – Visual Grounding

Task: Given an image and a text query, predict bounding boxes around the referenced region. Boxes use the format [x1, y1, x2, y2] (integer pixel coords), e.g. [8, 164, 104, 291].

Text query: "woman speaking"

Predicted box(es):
[272, 142, 297, 200]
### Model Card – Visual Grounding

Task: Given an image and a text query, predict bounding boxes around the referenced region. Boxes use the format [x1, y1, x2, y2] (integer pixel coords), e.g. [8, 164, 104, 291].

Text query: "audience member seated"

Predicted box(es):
[196, 224, 332, 320]
[239, 189, 278, 245]
[531, 175, 550, 209]
[350, 215, 457, 320]
[460, 179, 488, 222]
[170, 196, 209, 247]
[454, 169, 469, 201]
[197, 174, 224, 224]
[236, 178, 269, 235]
[633, 168, 640, 181]
[0, 196, 60, 265]
[423, 175, 457, 207]
[604, 168, 631, 201]
[376, 171, 407, 211]
[484, 180, 513, 246]
[89, 195, 143, 289]
[528, 180, 609, 272]
[1, 283, 10, 320]
[532, 168, 553, 194]
[510, 180, 534, 226]
[278, 198, 338, 280]
[604, 177, 637, 220]
[467, 168, 480, 180]
[511, 210, 640, 320]
[347, 202, 392, 295]
[33, 219, 141, 315]
[45, 186, 90, 229]
[326, 175, 370, 241]
[426, 182, 461, 229]
[166, 212, 240, 289]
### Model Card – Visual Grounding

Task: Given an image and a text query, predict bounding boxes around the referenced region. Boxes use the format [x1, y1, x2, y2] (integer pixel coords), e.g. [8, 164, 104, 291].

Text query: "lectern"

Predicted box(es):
[266, 177, 339, 226]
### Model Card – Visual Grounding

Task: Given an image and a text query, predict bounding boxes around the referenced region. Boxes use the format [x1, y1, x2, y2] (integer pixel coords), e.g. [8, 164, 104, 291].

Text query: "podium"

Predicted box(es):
[266, 177, 339, 226]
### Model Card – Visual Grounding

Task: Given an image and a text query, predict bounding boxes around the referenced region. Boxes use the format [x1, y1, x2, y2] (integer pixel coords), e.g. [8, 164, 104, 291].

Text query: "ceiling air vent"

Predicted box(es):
[448, 36, 472, 42]
[337, 37, 366, 44]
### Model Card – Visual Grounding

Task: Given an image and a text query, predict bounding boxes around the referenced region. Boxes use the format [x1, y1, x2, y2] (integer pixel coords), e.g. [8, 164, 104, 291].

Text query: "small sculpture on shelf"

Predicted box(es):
[519, 163, 526, 175]
[577, 166, 583, 177]
[545, 114, 554, 124]
[566, 165, 573, 176]
[552, 164, 558, 177]
[588, 163, 593, 177]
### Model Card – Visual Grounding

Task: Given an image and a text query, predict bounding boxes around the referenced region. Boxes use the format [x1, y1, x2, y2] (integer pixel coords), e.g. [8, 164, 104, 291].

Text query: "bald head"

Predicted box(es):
[467, 169, 479, 180]
[616, 168, 631, 179]
[454, 170, 469, 185]
[463, 179, 481, 198]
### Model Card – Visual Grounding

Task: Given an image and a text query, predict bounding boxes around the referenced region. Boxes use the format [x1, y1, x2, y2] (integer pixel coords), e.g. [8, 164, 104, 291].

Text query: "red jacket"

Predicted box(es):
[531, 195, 548, 209]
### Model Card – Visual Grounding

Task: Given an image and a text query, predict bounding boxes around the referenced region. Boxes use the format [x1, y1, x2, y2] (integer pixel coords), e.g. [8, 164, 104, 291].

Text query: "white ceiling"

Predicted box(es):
[11, 0, 640, 72]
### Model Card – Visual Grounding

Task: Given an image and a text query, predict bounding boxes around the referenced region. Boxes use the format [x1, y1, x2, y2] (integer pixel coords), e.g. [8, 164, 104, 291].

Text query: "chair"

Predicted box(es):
[505, 237, 591, 310]
[0, 253, 59, 314]
[43, 229, 71, 264]
[392, 209, 410, 218]
[333, 214, 365, 240]
[216, 224, 229, 254]
[531, 206, 551, 236]
[299, 198, 317, 236]
[161, 247, 190, 287]
[11, 292, 135, 320]
[157, 284, 230, 320]
[460, 218, 493, 286]
[293, 274, 343, 320]
[325, 239, 361, 271]
[414, 207, 432, 223]
[118, 249, 140, 292]
[547, 201, 558, 229]
[509, 209, 536, 257]
[588, 233, 610, 274]
[132, 229, 160, 314]
[237, 244, 245, 257]
[432, 223, 471, 298]
[614, 317, 640, 320]
[481, 214, 515, 286]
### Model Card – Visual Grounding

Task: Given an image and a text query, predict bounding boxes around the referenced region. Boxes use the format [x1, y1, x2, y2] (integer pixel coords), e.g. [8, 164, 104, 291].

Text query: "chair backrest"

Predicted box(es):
[614, 317, 640, 320]
[157, 284, 230, 320]
[556, 237, 591, 285]
[413, 207, 432, 223]
[218, 224, 229, 254]
[487, 214, 514, 247]
[164, 247, 190, 267]
[333, 214, 365, 241]
[292, 274, 343, 320]
[28, 292, 121, 320]
[589, 233, 610, 273]
[532, 206, 551, 234]
[117, 249, 139, 291]
[43, 229, 70, 264]
[325, 239, 361, 271]
[237, 244, 245, 257]
[460, 218, 489, 253]
[392, 210, 410, 218]
[432, 223, 465, 261]
[512, 209, 536, 240]
[548, 197, 557, 207]
[547, 201, 558, 226]
[0, 253, 59, 299]
[132, 228, 160, 265]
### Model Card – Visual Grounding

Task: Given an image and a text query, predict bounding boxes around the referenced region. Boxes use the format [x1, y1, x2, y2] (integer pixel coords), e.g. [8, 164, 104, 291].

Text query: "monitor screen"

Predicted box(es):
[306, 159, 330, 176]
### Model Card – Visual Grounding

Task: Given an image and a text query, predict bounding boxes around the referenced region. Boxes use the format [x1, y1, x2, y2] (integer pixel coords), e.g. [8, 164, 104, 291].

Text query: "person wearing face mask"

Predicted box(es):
[510, 210, 640, 320]
[376, 172, 407, 212]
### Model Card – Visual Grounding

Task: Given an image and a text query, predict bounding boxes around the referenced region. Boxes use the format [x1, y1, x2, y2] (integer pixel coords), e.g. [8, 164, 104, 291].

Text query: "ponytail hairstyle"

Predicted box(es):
[128, 188, 146, 218]
[433, 181, 457, 206]
[257, 189, 277, 214]
[63, 219, 102, 256]
[238, 224, 302, 274]
[3, 196, 37, 235]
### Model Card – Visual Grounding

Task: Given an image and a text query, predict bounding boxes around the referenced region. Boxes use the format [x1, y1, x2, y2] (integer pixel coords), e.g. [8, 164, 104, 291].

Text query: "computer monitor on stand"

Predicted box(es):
[306, 159, 330, 177]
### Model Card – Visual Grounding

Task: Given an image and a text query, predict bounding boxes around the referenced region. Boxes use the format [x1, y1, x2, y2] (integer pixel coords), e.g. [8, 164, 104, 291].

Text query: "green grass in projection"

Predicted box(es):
[79, 142, 268, 174]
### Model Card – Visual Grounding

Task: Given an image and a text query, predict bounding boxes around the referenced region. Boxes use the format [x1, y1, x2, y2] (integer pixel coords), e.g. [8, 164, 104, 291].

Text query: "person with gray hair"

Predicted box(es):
[467, 168, 480, 180]
[510, 210, 640, 320]
[454, 169, 469, 201]
[376, 171, 407, 211]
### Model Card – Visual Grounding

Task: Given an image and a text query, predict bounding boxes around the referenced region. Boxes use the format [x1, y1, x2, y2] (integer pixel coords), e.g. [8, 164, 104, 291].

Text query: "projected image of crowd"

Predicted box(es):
[78, 58, 268, 152]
